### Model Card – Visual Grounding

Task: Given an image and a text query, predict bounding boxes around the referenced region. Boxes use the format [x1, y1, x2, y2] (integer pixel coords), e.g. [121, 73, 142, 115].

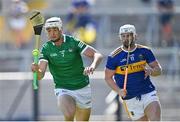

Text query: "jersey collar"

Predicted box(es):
[121, 44, 137, 53]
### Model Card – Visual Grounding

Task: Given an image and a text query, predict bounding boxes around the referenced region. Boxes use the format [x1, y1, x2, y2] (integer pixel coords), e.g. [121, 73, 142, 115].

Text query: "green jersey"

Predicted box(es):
[39, 35, 89, 90]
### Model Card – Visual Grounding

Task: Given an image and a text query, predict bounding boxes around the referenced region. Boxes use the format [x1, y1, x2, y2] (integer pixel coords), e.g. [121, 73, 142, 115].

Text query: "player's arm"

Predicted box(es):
[148, 60, 162, 76]
[145, 60, 162, 78]
[105, 68, 126, 97]
[82, 46, 103, 75]
[105, 68, 119, 92]
[31, 61, 48, 80]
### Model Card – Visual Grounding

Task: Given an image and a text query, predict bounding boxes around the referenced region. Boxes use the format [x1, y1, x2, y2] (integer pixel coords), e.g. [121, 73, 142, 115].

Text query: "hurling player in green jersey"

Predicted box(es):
[31, 16, 103, 121]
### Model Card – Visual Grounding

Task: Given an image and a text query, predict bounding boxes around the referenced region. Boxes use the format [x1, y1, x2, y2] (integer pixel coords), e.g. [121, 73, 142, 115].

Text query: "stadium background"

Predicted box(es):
[0, 0, 180, 121]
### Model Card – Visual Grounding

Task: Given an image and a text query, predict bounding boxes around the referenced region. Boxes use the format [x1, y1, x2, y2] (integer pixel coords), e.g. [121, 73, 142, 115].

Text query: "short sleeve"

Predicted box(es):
[144, 49, 156, 64]
[39, 45, 49, 62]
[73, 37, 87, 53]
[106, 56, 116, 70]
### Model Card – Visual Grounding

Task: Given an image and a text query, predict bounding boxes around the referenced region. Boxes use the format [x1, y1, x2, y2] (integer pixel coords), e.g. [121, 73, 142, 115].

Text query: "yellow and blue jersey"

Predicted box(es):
[106, 44, 156, 100]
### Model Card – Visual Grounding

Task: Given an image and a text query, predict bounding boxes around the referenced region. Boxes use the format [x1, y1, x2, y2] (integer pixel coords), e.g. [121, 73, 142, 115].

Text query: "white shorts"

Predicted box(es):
[125, 90, 160, 120]
[54, 84, 92, 109]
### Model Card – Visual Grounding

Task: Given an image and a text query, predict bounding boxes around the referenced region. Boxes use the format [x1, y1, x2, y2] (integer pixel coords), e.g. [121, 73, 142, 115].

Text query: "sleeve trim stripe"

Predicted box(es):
[81, 45, 89, 54]
[78, 43, 82, 48]
[39, 59, 48, 63]
[78, 42, 84, 48]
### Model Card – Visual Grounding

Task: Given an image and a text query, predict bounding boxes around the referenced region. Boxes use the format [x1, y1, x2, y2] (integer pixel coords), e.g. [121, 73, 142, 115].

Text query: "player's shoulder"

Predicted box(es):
[109, 46, 123, 57]
[65, 34, 73, 40]
[41, 41, 53, 49]
[45, 41, 52, 46]
[65, 34, 76, 40]
[64, 34, 79, 43]
[136, 44, 151, 50]
[64, 34, 86, 48]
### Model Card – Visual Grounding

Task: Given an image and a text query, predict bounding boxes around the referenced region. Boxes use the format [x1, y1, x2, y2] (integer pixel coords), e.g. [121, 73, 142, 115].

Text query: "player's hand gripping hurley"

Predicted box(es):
[29, 11, 45, 89]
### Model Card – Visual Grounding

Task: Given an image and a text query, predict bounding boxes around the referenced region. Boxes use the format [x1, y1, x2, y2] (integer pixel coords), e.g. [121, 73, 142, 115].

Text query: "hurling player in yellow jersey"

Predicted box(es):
[31, 17, 103, 121]
[105, 24, 162, 121]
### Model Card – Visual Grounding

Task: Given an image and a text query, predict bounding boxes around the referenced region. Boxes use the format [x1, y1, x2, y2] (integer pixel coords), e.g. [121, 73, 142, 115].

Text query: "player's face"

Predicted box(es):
[46, 27, 61, 41]
[120, 33, 134, 48]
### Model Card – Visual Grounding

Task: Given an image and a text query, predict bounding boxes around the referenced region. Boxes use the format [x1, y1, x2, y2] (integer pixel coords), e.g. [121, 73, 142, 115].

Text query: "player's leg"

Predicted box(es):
[144, 101, 161, 121]
[75, 106, 91, 121]
[143, 91, 161, 121]
[74, 84, 92, 121]
[125, 98, 146, 121]
[57, 94, 76, 121]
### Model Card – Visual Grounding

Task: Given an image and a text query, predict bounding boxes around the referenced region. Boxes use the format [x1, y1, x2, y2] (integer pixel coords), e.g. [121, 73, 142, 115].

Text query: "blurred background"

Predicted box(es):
[0, 0, 179, 121]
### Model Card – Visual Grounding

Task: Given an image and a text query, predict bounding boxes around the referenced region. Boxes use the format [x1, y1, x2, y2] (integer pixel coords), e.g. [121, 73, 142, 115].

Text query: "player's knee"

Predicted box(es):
[59, 103, 76, 116]
[61, 104, 75, 116]
[64, 108, 76, 119]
